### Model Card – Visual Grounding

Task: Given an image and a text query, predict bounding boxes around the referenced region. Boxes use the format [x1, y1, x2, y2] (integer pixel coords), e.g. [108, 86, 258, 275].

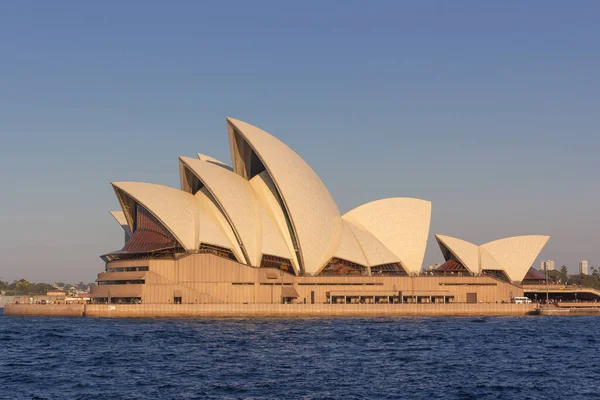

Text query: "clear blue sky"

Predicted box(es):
[1, 1, 598, 282]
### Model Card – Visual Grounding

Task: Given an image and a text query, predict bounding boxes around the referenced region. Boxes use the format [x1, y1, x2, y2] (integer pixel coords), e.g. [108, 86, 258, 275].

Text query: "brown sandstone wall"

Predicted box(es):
[4, 304, 84, 317]
[84, 303, 536, 318]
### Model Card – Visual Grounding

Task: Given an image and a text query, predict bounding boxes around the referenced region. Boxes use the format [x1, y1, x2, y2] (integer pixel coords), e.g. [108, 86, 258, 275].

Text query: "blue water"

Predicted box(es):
[1, 316, 599, 399]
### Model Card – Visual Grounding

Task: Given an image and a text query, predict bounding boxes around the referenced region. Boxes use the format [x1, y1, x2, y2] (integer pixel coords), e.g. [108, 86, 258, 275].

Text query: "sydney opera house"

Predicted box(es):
[91, 118, 549, 305]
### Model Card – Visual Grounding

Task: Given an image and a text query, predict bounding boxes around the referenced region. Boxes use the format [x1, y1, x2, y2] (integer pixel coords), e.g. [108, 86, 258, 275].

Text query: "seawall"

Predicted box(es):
[4, 303, 536, 318]
[4, 304, 84, 317]
[536, 307, 600, 316]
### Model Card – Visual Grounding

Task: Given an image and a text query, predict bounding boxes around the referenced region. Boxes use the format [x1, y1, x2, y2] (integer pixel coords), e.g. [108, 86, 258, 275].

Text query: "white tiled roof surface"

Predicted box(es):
[331, 220, 369, 268]
[197, 153, 232, 171]
[435, 234, 480, 273]
[249, 171, 300, 275]
[227, 118, 343, 275]
[345, 198, 432, 274]
[344, 219, 401, 267]
[194, 189, 245, 263]
[481, 235, 550, 282]
[111, 182, 200, 251]
[180, 156, 262, 266]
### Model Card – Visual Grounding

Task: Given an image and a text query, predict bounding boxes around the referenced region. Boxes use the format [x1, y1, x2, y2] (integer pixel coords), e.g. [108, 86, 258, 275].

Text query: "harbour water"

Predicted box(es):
[0, 316, 598, 399]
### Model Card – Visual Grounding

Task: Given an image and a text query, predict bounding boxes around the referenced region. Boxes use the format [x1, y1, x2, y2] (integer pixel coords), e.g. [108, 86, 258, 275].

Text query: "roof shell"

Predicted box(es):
[344, 198, 432, 274]
[332, 220, 369, 267]
[344, 219, 401, 267]
[197, 153, 232, 171]
[249, 171, 300, 274]
[194, 189, 245, 263]
[180, 156, 262, 266]
[479, 247, 503, 271]
[480, 235, 550, 282]
[110, 210, 132, 237]
[435, 234, 479, 273]
[227, 117, 343, 275]
[111, 182, 199, 251]
[110, 210, 128, 226]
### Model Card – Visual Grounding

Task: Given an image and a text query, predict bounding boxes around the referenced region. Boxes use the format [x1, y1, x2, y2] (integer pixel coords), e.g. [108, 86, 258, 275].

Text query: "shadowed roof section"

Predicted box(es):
[523, 267, 547, 281]
[110, 210, 132, 237]
[227, 117, 343, 275]
[111, 182, 200, 251]
[110, 210, 127, 226]
[435, 234, 479, 273]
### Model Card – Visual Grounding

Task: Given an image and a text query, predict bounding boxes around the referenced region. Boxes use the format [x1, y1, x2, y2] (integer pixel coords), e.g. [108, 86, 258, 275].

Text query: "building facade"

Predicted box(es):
[92, 117, 548, 305]
[540, 260, 555, 272]
[579, 260, 589, 275]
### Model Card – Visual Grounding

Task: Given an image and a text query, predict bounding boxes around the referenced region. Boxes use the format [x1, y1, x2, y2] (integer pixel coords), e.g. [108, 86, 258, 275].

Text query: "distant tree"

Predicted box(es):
[580, 274, 600, 291]
[76, 282, 87, 291]
[30, 283, 59, 295]
[547, 270, 562, 282]
[593, 269, 599, 278]
[560, 265, 569, 282]
[87, 282, 96, 288]
[15, 280, 30, 295]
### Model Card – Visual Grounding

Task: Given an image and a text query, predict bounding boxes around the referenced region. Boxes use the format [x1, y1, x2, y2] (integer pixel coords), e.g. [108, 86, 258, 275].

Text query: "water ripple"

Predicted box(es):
[1, 316, 599, 399]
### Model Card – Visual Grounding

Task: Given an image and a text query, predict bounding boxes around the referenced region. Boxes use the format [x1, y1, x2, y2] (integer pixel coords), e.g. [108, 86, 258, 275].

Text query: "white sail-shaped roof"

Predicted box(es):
[227, 117, 343, 275]
[110, 210, 132, 245]
[179, 156, 261, 266]
[435, 234, 480, 273]
[255, 202, 293, 260]
[479, 247, 503, 271]
[480, 236, 550, 282]
[249, 171, 300, 274]
[436, 234, 550, 282]
[197, 153, 232, 171]
[111, 182, 200, 251]
[194, 189, 245, 263]
[110, 210, 132, 235]
[344, 219, 401, 267]
[344, 198, 432, 274]
[332, 220, 369, 267]
[110, 210, 128, 227]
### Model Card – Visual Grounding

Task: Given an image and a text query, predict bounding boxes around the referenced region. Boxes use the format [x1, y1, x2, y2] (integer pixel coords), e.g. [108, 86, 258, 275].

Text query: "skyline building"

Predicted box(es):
[579, 260, 589, 275]
[541, 260, 555, 272]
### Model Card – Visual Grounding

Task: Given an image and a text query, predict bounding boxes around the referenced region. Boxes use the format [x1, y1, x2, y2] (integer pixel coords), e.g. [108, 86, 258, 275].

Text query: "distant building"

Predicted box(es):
[579, 260, 589, 275]
[540, 260, 555, 271]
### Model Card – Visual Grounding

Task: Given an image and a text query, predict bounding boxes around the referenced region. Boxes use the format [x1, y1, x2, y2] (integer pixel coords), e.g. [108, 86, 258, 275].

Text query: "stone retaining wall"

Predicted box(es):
[5, 303, 536, 318]
[4, 304, 84, 317]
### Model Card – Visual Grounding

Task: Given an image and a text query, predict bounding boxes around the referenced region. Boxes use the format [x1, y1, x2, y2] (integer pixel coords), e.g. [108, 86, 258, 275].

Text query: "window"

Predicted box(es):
[260, 254, 295, 274]
[370, 263, 407, 276]
[106, 266, 149, 272]
[199, 244, 237, 261]
[319, 258, 368, 276]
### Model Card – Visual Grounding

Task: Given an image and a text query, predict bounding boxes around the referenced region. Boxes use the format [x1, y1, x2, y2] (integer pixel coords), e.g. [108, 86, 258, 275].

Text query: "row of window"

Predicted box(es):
[98, 280, 145, 285]
[106, 266, 149, 272]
